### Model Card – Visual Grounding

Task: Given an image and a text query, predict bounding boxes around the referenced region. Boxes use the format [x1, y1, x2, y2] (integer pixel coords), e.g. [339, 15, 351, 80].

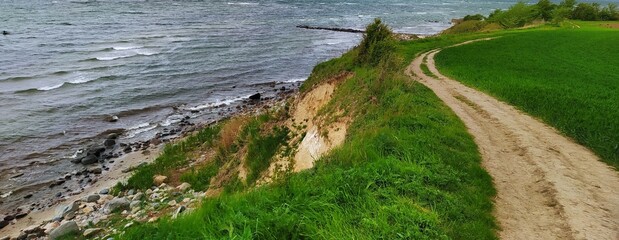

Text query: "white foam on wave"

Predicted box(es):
[96, 49, 160, 61]
[227, 2, 259, 5]
[37, 83, 65, 91]
[283, 78, 306, 83]
[1, 191, 12, 198]
[112, 45, 142, 50]
[35, 75, 97, 91]
[161, 115, 184, 127]
[186, 95, 251, 111]
[126, 122, 157, 138]
[127, 122, 150, 130]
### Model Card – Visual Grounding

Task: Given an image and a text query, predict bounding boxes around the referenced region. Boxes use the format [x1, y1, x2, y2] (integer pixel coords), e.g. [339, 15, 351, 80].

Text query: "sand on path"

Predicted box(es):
[407, 39, 619, 240]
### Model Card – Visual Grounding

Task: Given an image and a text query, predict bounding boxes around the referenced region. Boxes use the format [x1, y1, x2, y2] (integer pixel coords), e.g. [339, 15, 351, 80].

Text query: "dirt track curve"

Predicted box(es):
[407, 39, 619, 240]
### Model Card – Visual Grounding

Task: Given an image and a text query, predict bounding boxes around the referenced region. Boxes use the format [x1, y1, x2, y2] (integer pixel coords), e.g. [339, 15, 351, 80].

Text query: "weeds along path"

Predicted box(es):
[407, 40, 619, 240]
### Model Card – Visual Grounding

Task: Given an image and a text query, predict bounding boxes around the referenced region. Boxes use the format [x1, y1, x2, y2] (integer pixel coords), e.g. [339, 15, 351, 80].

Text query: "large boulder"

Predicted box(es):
[80, 155, 98, 165]
[55, 201, 79, 220]
[84, 194, 100, 203]
[49, 221, 79, 240]
[103, 139, 116, 148]
[249, 93, 261, 100]
[104, 198, 130, 214]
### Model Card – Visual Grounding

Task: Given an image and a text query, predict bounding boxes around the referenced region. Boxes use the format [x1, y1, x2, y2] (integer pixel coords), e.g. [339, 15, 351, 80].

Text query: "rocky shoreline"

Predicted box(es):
[0, 85, 298, 239]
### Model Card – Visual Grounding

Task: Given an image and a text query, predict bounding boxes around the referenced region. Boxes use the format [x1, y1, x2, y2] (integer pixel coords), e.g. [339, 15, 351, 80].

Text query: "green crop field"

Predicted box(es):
[435, 23, 619, 169]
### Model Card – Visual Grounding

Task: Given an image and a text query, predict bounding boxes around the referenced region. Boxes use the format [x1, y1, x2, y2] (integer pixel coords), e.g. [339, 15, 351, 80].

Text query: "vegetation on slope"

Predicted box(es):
[444, 0, 618, 34]
[114, 19, 498, 239]
[435, 25, 619, 169]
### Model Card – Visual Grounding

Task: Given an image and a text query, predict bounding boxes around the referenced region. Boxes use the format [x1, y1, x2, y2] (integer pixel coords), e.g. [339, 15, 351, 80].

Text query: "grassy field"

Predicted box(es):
[435, 22, 619, 169]
[115, 21, 499, 240]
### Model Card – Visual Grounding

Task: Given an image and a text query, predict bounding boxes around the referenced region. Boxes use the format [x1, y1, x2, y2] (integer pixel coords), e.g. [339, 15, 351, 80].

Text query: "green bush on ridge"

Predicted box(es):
[445, 0, 618, 34]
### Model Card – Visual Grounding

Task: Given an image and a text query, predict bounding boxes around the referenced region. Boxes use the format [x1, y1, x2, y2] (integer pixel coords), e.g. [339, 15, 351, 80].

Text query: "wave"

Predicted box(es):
[227, 2, 259, 5]
[186, 95, 252, 111]
[14, 75, 115, 93]
[112, 45, 142, 50]
[125, 122, 157, 138]
[282, 78, 306, 83]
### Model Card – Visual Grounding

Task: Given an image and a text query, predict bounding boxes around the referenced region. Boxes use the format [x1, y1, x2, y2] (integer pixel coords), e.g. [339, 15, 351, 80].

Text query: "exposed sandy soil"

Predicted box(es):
[1, 148, 161, 238]
[407, 39, 619, 240]
[289, 73, 351, 172]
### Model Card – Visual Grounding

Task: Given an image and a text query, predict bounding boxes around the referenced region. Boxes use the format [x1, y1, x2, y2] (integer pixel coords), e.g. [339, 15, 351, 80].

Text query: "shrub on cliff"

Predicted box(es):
[487, 2, 540, 28]
[357, 18, 395, 66]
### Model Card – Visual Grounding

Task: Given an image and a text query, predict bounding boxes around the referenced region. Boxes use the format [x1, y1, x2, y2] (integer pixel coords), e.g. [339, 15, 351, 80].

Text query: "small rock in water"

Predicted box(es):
[81, 155, 98, 165]
[249, 93, 261, 100]
[104, 139, 116, 148]
[107, 133, 119, 140]
[106, 115, 119, 123]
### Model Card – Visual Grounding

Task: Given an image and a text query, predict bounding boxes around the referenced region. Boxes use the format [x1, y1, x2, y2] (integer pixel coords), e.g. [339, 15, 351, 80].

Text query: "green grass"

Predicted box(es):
[116, 24, 498, 239]
[435, 25, 619, 169]
[118, 125, 221, 190]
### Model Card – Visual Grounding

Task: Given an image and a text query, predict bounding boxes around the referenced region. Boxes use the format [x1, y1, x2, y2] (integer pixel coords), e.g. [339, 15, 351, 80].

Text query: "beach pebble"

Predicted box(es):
[89, 167, 103, 174]
[43, 221, 60, 234]
[99, 188, 110, 195]
[153, 175, 168, 186]
[85, 194, 100, 203]
[172, 205, 186, 219]
[0, 219, 8, 229]
[176, 182, 191, 192]
[129, 201, 140, 209]
[124, 222, 134, 229]
[83, 228, 102, 237]
[104, 198, 130, 214]
[133, 192, 144, 201]
[49, 221, 79, 240]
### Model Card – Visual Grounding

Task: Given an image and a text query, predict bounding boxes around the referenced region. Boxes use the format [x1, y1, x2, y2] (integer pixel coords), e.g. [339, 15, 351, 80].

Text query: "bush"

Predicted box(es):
[599, 3, 619, 21]
[572, 3, 601, 20]
[463, 14, 486, 21]
[357, 18, 395, 66]
[536, 0, 557, 21]
[442, 20, 491, 34]
[487, 2, 540, 28]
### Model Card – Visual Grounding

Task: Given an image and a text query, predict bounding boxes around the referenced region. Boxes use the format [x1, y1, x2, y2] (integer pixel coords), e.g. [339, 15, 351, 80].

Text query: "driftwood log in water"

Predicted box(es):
[296, 25, 365, 33]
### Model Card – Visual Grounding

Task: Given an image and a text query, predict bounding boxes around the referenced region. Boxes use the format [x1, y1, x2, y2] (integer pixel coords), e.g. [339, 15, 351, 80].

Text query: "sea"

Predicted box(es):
[1, 0, 607, 214]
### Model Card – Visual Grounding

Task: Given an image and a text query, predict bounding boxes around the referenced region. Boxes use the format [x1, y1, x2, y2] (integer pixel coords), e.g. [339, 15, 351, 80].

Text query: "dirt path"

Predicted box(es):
[407, 40, 619, 240]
